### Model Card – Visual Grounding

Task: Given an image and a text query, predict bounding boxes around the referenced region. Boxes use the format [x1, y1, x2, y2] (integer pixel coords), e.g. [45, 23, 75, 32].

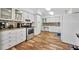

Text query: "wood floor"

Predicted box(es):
[10, 32, 71, 50]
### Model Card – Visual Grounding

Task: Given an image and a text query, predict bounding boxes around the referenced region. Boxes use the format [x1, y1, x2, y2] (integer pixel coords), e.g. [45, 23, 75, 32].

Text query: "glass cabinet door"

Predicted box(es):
[1, 8, 12, 19]
[15, 9, 22, 20]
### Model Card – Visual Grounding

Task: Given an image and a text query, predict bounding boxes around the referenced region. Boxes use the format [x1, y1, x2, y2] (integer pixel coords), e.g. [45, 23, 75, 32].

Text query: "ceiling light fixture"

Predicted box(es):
[46, 8, 51, 11]
[68, 8, 72, 14]
[49, 11, 54, 15]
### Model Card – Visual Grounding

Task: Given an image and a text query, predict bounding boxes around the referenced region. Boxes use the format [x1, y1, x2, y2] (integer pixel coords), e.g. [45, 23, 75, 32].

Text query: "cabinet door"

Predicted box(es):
[15, 9, 22, 20]
[17, 28, 26, 42]
[14, 28, 26, 45]
[46, 16, 60, 22]
[16, 30, 22, 44]
[0, 43, 10, 50]
[0, 28, 26, 49]
[8, 30, 16, 47]
[34, 15, 42, 35]
[0, 31, 11, 43]
[49, 26, 61, 33]
[21, 28, 26, 40]
[17, 30, 22, 43]
[0, 31, 11, 49]
[1, 8, 12, 19]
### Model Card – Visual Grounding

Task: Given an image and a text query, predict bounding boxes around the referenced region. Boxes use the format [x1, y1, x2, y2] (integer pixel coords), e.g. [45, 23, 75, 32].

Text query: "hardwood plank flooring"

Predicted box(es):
[10, 32, 71, 50]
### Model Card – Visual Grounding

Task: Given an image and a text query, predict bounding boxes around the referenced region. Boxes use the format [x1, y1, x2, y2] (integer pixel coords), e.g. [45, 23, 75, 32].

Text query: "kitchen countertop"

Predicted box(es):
[0, 27, 26, 32]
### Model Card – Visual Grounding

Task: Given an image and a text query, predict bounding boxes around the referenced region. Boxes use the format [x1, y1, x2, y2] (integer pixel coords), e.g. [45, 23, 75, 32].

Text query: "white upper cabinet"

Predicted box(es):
[22, 12, 29, 20]
[22, 11, 35, 22]
[29, 14, 35, 22]
[34, 15, 42, 35]
[0, 8, 23, 21]
[42, 16, 61, 33]
[44, 16, 61, 23]
[0, 8, 35, 22]
[0, 8, 12, 19]
[15, 9, 23, 21]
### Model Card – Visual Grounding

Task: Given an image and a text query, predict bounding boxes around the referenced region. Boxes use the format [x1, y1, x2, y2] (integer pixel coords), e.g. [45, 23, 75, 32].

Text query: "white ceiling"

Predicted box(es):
[51, 8, 69, 15]
[33, 8, 70, 16]
[20, 8, 79, 17]
[46, 8, 79, 16]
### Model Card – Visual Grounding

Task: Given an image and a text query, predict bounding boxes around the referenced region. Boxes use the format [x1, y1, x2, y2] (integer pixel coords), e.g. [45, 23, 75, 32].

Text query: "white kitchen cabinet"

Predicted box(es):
[0, 32, 10, 49]
[0, 8, 12, 19]
[34, 15, 42, 35]
[22, 11, 35, 23]
[10, 28, 26, 47]
[0, 43, 10, 49]
[49, 26, 61, 33]
[0, 28, 26, 50]
[42, 16, 61, 33]
[44, 16, 61, 23]
[15, 9, 23, 21]
[0, 8, 24, 21]
[16, 28, 26, 44]
[61, 14, 79, 46]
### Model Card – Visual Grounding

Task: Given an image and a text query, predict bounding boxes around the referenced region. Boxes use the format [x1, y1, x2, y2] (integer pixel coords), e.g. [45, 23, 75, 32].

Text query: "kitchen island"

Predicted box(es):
[0, 28, 26, 50]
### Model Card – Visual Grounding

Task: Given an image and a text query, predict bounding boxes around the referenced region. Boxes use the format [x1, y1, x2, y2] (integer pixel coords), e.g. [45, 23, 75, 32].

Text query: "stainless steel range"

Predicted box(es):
[21, 19, 34, 41]
[26, 27, 34, 40]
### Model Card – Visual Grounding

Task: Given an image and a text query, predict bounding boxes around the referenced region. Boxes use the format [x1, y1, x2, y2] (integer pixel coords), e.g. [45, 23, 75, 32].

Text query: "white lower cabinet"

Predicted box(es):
[0, 28, 26, 50]
[1, 44, 10, 50]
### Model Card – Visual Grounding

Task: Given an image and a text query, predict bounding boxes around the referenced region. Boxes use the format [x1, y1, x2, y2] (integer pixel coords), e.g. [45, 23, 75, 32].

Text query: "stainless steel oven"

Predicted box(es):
[26, 27, 34, 40]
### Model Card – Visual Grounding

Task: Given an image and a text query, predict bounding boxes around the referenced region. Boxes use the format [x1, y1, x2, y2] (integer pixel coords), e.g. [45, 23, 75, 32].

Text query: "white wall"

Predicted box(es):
[61, 13, 79, 46]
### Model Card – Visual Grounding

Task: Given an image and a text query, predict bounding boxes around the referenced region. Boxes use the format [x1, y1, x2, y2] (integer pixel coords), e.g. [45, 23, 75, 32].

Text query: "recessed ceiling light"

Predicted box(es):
[68, 8, 72, 14]
[49, 11, 54, 15]
[46, 8, 51, 11]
